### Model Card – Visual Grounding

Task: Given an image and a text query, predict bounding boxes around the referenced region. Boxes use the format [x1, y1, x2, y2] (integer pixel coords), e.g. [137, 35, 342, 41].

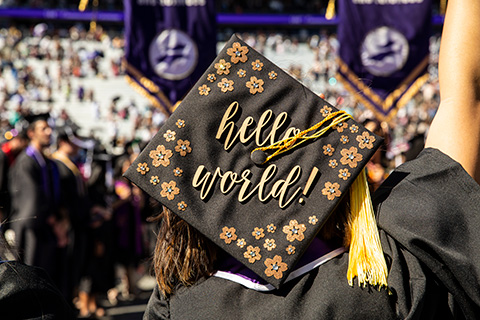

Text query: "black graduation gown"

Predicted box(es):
[9, 151, 59, 277]
[143, 148, 480, 319]
[0, 261, 75, 319]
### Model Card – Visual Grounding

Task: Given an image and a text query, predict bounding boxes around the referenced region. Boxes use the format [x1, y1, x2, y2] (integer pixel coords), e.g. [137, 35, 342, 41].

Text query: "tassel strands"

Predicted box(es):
[347, 169, 388, 289]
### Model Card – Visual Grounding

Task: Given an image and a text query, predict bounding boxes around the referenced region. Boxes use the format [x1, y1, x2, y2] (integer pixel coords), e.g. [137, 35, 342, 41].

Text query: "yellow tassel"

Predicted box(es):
[325, 0, 336, 20]
[347, 169, 388, 289]
[78, 0, 89, 11]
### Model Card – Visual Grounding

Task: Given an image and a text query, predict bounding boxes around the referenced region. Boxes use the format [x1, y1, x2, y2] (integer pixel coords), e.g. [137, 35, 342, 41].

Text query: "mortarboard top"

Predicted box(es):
[23, 113, 50, 125]
[124, 34, 383, 289]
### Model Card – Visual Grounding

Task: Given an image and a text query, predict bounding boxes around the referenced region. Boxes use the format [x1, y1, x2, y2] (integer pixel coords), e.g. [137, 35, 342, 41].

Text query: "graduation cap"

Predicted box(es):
[124, 34, 388, 289]
[56, 125, 95, 150]
[23, 113, 50, 126]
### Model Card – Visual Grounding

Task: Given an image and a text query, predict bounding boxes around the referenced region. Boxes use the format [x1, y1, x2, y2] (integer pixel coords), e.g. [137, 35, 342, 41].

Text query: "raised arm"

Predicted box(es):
[425, 0, 480, 183]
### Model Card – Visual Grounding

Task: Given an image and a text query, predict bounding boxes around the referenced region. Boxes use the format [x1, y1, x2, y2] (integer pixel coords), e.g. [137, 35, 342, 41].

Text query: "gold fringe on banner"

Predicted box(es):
[125, 75, 171, 117]
[78, 0, 89, 11]
[325, 0, 336, 20]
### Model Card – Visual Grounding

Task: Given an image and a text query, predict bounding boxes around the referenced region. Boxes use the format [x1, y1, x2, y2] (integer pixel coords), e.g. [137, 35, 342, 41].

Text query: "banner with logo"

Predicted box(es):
[123, 0, 217, 114]
[336, 0, 432, 121]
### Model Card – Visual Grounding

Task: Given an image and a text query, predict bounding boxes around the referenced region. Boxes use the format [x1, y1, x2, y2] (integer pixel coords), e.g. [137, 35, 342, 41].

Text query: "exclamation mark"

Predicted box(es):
[303, 167, 319, 196]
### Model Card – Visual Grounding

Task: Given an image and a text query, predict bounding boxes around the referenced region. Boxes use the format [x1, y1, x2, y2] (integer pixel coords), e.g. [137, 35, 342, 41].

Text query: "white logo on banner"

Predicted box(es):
[360, 26, 409, 77]
[149, 29, 198, 80]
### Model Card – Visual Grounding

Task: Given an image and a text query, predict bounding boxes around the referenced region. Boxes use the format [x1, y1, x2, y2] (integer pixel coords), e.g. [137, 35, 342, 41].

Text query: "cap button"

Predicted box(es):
[251, 150, 267, 165]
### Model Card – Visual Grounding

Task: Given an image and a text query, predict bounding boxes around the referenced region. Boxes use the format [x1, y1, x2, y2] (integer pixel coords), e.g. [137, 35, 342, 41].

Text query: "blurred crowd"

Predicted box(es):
[0, 20, 442, 317]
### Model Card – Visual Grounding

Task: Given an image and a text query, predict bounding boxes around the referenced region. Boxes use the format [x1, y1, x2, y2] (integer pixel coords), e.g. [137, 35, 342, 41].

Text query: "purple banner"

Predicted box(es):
[123, 0, 216, 114]
[336, 0, 432, 121]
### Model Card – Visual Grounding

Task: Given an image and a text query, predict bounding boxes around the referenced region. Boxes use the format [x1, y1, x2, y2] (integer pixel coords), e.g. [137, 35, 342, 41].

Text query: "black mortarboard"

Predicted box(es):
[124, 35, 386, 289]
[23, 113, 50, 125]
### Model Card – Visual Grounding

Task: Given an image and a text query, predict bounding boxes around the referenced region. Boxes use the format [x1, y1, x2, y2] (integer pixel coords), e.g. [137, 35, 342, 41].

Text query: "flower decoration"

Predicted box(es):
[237, 238, 246, 248]
[322, 182, 341, 201]
[334, 122, 348, 133]
[220, 226, 238, 244]
[350, 124, 359, 133]
[282, 220, 306, 242]
[252, 59, 263, 71]
[163, 129, 176, 142]
[218, 78, 234, 93]
[308, 216, 318, 225]
[136, 162, 149, 175]
[226, 42, 249, 64]
[177, 201, 187, 211]
[149, 145, 173, 167]
[320, 105, 332, 117]
[286, 245, 296, 255]
[198, 84, 211, 96]
[340, 135, 349, 144]
[207, 73, 216, 82]
[176, 119, 186, 128]
[340, 147, 363, 168]
[175, 140, 192, 157]
[323, 144, 335, 156]
[237, 69, 247, 78]
[160, 181, 180, 200]
[268, 71, 277, 80]
[356, 131, 376, 149]
[338, 168, 351, 180]
[244, 245, 261, 263]
[263, 239, 276, 251]
[150, 176, 160, 185]
[173, 167, 183, 177]
[252, 227, 265, 240]
[328, 159, 338, 169]
[246, 76, 264, 94]
[214, 59, 231, 75]
[266, 224, 276, 233]
[264, 255, 288, 279]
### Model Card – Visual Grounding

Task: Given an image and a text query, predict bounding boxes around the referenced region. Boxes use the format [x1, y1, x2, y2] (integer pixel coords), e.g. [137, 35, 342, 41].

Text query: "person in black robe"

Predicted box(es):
[127, 1, 480, 319]
[8, 115, 68, 291]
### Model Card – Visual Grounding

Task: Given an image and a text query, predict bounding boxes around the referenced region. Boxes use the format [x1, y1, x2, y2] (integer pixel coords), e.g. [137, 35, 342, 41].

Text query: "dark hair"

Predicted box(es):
[150, 207, 218, 297]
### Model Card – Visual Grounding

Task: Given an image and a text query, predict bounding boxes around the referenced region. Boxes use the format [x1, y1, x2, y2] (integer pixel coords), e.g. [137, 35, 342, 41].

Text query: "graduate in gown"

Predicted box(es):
[124, 1, 480, 318]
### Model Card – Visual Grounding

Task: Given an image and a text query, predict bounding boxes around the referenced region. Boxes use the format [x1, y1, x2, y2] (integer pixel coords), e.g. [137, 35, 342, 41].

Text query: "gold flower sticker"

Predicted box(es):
[173, 167, 183, 177]
[220, 226, 237, 244]
[175, 140, 192, 157]
[237, 238, 246, 248]
[160, 181, 180, 200]
[136, 162, 149, 175]
[340, 147, 363, 168]
[286, 245, 296, 255]
[198, 84, 211, 96]
[282, 220, 306, 242]
[308, 216, 318, 225]
[350, 124, 359, 133]
[320, 105, 332, 117]
[328, 159, 338, 169]
[237, 69, 246, 78]
[356, 131, 376, 149]
[207, 73, 216, 82]
[252, 227, 265, 240]
[263, 239, 276, 251]
[150, 176, 160, 185]
[176, 119, 185, 128]
[163, 129, 176, 142]
[338, 168, 351, 180]
[218, 78, 234, 93]
[246, 76, 264, 94]
[244, 245, 261, 263]
[214, 59, 231, 75]
[266, 224, 276, 233]
[340, 135, 349, 144]
[177, 201, 187, 211]
[227, 42, 249, 64]
[334, 122, 348, 133]
[322, 182, 341, 200]
[264, 255, 288, 279]
[323, 144, 335, 156]
[149, 145, 173, 167]
[268, 71, 277, 80]
[252, 59, 263, 71]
